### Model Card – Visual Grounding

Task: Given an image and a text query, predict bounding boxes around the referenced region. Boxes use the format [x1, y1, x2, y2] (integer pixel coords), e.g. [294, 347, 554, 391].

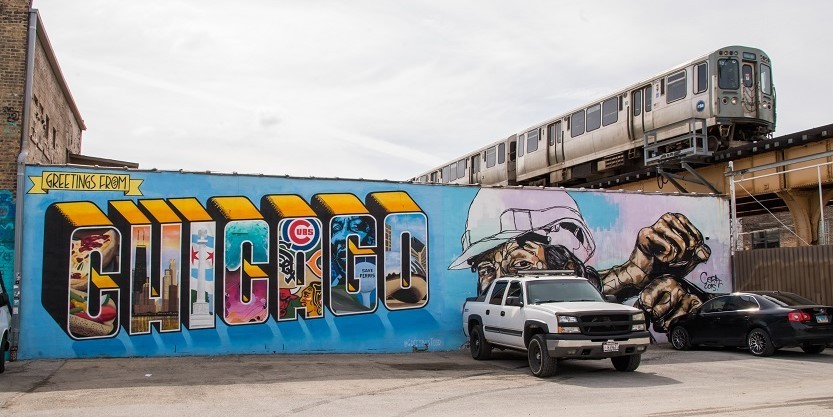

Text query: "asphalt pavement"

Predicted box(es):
[1, 344, 832, 417]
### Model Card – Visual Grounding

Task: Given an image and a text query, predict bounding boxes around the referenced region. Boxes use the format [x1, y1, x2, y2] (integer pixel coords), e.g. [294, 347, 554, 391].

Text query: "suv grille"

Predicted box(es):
[579, 314, 631, 335]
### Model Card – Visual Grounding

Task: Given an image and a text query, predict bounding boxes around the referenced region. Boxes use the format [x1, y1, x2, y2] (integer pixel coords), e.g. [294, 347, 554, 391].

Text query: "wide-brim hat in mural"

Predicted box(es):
[448, 188, 595, 270]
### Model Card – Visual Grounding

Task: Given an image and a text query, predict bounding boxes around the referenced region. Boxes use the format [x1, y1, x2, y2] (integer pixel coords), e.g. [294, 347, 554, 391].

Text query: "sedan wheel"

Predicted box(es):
[747, 328, 775, 357]
[670, 327, 691, 351]
[800, 343, 826, 354]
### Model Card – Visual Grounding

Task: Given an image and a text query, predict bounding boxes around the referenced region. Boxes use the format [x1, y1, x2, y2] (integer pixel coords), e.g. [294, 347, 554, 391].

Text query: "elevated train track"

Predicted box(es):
[576, 123, 833, 218]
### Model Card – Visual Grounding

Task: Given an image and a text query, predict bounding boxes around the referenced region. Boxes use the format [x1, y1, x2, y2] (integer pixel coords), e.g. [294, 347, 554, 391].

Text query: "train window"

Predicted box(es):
[547, 123, 557, 145]
[471, 154, 480, 174]
[742, 64, 753, 88]
[586, 104, 601, 132]
[486, 146, 497, 168]
[666, 70, 687, 103]
[442, 164, 452, 182]
[632, 90, 642, 116]
[509, 141, 517, 161]
[570, 111, 585, 137]
[555, 122, 562, 143]
[644, 84, 652, 112]
[760, 64, 772, 95]
[498, 143, 505, 164]
[527, 129, 539, 152]
[430, 171, 438, 183]
[718, 58, 740, 89]
[457, 159, 466, 179]
[695, 62, 708, 94]
[602, 97, 618, 126]
[518, 134, 525, 156]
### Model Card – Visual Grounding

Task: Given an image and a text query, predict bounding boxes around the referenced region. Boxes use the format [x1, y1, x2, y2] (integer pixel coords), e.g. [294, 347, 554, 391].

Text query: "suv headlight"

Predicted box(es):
[556, 315, 580, 334]
[632, 312, 646, 331]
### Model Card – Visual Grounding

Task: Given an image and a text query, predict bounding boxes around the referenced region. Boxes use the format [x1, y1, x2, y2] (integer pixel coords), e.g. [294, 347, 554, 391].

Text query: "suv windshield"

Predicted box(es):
[527, 280, 604, 303]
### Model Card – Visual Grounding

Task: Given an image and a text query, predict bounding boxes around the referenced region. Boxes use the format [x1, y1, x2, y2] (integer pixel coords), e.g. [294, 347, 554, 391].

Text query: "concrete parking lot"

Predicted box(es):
[1, 344, 832, 417]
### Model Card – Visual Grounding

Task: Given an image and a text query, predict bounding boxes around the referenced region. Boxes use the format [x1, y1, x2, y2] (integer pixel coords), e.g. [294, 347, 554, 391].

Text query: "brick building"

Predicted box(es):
[1, 1, 84, 189]
[0, 0, 136, 297]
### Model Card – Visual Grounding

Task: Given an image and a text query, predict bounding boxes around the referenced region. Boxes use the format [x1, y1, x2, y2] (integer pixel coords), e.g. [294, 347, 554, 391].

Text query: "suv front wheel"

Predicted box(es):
[527, 334, 557, 378]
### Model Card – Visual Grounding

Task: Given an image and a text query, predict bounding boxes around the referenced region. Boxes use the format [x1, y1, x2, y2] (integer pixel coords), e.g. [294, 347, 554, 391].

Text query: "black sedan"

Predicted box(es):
[668, 291, 833, 356]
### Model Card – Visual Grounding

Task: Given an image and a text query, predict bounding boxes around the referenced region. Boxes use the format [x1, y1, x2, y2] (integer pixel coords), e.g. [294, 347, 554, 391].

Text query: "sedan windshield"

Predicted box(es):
[757, 292, 817, 306]
[527, 280, 604, 303]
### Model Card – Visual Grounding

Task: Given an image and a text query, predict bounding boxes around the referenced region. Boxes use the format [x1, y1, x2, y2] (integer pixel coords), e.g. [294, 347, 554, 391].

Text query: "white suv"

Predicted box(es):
[0, 278, 11, 373]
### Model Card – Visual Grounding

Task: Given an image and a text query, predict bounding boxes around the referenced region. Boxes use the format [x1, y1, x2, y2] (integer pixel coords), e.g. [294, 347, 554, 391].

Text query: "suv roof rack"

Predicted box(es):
[516, 270, 576, 276]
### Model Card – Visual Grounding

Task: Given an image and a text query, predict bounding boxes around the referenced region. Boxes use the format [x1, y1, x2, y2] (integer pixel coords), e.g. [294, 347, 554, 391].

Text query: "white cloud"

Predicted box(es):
[33, 0, 833, 180]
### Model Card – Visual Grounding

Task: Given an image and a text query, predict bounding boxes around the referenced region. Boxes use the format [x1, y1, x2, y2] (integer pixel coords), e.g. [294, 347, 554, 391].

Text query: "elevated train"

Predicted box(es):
[411, 46, 776, 187]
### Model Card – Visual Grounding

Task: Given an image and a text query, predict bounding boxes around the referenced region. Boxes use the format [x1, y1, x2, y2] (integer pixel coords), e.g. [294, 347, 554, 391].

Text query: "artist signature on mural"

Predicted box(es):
[404, 337, 443, 351]
[700, 272, 723, 291]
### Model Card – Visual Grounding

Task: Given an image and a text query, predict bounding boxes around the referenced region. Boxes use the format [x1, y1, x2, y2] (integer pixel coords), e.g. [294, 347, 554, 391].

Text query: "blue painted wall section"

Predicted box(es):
[19, 166, 731, 359]
[0, 190, 14, 295]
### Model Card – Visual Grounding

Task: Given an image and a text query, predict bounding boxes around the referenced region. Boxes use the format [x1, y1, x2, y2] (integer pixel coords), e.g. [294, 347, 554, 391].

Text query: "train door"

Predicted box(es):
[630, 84, 653, 140]
[741, 61, 758, 120]
[507, 136, 517, 184]
[470, 153, 481, 184]
[515, 132, 526, 175]
[546, 121, 564, 163]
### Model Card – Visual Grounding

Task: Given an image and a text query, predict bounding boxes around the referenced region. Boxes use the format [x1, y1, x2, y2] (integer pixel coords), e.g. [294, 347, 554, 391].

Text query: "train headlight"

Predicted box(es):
[731, 97, 738, 105]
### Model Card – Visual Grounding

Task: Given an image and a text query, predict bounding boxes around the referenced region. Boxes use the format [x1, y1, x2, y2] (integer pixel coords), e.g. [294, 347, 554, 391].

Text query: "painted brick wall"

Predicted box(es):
[0, 0, 32, 192]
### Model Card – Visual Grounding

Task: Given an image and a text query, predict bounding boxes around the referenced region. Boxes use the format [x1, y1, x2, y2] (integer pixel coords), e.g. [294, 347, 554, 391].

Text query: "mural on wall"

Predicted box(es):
[0, 190, 15, 294]
[20, 166, 729, 359]
[449, 189, 715, 332]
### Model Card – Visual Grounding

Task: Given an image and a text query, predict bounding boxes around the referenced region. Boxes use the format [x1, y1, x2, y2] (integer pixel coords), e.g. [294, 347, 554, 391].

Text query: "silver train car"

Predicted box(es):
[412, 45, 775, 187]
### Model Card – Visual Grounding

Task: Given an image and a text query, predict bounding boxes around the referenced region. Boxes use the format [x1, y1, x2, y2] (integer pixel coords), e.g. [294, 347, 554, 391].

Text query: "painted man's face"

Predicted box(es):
[329, 215, 374, 285]
[475, 239, 546, 293]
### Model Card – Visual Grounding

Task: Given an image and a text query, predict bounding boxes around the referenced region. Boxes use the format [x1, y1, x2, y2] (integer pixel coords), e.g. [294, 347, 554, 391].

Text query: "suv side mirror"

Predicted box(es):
[604, 294, 618, 303]
[505, 296, 524, 307]
[0, 292, 8, 307]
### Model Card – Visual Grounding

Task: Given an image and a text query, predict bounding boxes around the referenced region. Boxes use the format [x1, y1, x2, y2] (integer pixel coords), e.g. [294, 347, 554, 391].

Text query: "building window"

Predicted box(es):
[751, 230, 779, 249]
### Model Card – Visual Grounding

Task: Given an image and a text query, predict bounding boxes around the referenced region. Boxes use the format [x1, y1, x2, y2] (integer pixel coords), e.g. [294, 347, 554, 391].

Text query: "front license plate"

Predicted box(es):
[603, 341, 619, 352]
[816, 314, 829, 324]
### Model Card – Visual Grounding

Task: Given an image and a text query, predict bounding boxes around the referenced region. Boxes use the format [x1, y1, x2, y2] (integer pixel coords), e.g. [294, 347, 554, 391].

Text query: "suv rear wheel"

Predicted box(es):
[469, 326, 492, 360]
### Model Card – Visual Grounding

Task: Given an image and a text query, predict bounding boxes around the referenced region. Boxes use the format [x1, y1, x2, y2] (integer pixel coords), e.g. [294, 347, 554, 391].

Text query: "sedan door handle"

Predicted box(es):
[500, 311, 506, 317]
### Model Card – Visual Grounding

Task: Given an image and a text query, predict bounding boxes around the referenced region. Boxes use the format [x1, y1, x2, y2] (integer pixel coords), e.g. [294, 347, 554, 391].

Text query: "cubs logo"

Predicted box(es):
[281, 218, 321, 251]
